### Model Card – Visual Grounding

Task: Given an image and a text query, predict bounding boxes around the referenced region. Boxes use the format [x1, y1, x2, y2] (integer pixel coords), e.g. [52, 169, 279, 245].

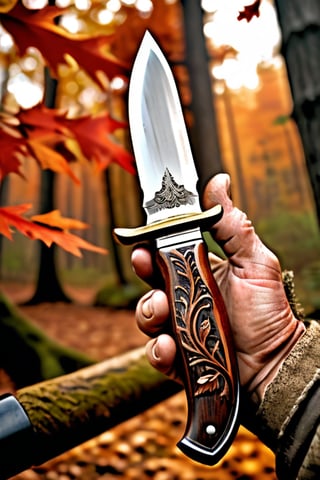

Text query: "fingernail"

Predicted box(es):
[141, 291, 154, 319]
[151, 338, 160, 360]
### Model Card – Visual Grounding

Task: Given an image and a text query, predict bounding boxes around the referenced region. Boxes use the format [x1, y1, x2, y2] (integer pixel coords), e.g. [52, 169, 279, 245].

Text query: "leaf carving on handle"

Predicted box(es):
[170, 247, 233, 402]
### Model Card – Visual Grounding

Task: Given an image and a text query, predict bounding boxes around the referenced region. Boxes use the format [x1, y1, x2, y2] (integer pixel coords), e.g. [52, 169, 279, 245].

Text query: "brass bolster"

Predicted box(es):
[113, 205, 223, 245]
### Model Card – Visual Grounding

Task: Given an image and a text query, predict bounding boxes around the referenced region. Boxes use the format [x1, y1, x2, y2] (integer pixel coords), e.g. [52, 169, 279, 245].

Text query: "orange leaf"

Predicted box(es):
[20, 105, 135, 173]
[0, 203, 31, 239]
[27, 139, 80, 184]
[1, 3, 129, 87]
[1, 105, 135, 179]
[31, 209, 89, 231]
[0, 129, 26, 182]
[62, 114, 136, 174]
[6, 105, 80, 182]
[0, 204, 107, 257]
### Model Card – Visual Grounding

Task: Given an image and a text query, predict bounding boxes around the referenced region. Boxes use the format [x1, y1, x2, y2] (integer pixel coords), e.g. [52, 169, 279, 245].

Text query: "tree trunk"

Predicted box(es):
[0, 348, 181, 478]
[104, 167, 127, 286]
[274, 0, 320, 222]
[181, 0, 223, 195]
[0, 177, 9, 279]
[95, 167, 146, 308]
[27, 69, 70, 304]
[221, 87, 248, 213]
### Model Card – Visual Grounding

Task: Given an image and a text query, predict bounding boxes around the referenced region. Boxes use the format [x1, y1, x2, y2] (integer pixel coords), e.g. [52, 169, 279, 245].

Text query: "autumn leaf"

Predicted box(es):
[31, 209, 89, 230]
[0, 204, 30, 238]
[0, 204, 107, 257]
[0, 106, 80, 183]
[26, 139, 80, 184]
[1, 2, 129, 87]
[61, 113, 136, 174]
[0, 129, 26, 181]
[16, 104, 68, 137]
[19, 105, 135, 173]
[1, 105, 135, 181]
[237, 0, 261, 22]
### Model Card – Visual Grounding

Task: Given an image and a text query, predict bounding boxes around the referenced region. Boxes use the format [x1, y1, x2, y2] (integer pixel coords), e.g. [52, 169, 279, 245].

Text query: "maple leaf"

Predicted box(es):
[0, 129, 26, 182]
[20, 105, 135, 173]
[16, 104, 68, 137]
[26, 140, 80, 184]
[61, 114, 136, 174]
[0, 204, 107, 257]
[1, 105, 135, 182]
[1, 3, 130, 88]
[31, 209, 89, 230]
[237, 0, 261, 22]
[0, 106, 80, 183]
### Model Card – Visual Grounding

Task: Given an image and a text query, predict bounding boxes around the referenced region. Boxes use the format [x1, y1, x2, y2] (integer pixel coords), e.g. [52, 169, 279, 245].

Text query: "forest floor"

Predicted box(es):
[1, 283, 277, 480]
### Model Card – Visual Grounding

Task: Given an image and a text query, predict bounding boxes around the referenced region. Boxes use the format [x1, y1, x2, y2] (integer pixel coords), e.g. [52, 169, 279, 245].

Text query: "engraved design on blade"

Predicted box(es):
[145, 168, 197, 214]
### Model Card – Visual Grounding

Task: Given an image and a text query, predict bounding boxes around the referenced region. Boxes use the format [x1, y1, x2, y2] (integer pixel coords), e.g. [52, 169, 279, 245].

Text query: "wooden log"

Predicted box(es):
[0, 347, 181, 479]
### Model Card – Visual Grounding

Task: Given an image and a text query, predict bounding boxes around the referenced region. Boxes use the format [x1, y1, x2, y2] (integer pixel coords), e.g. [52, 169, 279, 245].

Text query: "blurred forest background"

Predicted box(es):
[0, 0, 319, 314]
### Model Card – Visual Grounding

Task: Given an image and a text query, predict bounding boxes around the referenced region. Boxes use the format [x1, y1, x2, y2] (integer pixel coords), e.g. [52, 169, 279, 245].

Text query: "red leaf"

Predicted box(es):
[16, 104, 68, 137]
[1, 3, 129, 87]
[1, 105, 135, 180]
[0, 129, 26, 181]
[0, 106, 80, 183]
[237, 0, 261, 22]
[0, 204, 107, 257]
[62, 114, 136, 174]
[0, 204, 30, 238]
[18, 105, 135, 173]
[26, 140, 80, 184]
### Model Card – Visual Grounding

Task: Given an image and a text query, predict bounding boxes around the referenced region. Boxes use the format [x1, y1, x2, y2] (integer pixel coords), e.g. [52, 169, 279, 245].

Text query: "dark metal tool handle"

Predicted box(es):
[157, 237, 240, 465]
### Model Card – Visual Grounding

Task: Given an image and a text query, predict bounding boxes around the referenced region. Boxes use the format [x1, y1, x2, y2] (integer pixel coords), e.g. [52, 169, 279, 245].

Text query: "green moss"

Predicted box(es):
[0, 291, 94, 388]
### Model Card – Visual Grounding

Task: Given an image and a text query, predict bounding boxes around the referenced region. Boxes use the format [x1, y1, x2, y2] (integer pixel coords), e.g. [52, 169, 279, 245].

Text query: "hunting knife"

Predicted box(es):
[114, 31, 240, 465]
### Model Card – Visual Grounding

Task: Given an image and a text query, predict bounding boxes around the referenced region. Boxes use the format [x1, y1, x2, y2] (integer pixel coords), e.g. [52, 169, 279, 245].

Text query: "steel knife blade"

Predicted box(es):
[114, 31, 240, 466]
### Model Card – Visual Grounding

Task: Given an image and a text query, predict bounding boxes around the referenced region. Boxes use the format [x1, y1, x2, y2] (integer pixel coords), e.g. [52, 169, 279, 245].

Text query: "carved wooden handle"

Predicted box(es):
[157, 238, 240, 465]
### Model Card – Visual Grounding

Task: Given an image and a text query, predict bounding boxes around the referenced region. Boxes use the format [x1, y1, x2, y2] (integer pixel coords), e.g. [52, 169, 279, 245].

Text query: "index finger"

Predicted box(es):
[132, 246, 153, 280]
[131, 245, 164, 290]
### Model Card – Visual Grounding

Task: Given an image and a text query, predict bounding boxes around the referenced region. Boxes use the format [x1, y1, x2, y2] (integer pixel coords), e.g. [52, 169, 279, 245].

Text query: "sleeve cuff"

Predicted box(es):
[249, 320, 320, 479]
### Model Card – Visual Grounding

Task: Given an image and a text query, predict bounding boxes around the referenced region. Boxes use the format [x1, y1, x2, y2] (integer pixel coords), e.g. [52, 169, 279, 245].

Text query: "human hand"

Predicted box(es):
[132, 174, 305, 403]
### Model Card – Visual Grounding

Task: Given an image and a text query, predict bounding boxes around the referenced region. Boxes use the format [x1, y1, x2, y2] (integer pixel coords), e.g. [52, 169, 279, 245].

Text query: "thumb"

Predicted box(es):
[203, 173, 233, 214]
[203, 174, 279, 271]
